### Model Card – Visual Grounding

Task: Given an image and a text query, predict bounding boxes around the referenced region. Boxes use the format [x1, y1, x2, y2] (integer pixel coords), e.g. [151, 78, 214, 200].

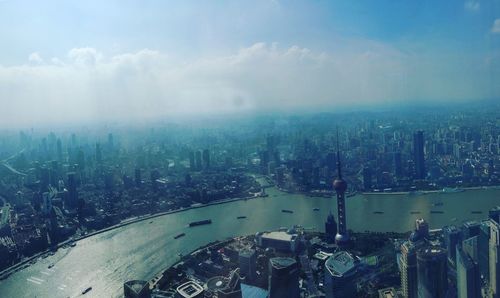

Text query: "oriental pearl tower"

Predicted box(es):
[334, 130, 349, 245]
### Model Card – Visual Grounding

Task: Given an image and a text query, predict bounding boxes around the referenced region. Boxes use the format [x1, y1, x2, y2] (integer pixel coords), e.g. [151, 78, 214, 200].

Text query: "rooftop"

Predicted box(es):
[176, 281, 204, 298]
[325, 251, 358, 277]
[260, 231, 296, 242]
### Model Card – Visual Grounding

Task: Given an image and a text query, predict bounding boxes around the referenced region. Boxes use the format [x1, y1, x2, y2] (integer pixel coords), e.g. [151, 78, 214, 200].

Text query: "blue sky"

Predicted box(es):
[0, 0, 499, 126]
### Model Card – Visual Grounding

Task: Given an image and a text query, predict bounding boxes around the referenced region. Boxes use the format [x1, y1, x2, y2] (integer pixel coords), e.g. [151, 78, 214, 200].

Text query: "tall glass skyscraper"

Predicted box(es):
[417, 247, 448, 298]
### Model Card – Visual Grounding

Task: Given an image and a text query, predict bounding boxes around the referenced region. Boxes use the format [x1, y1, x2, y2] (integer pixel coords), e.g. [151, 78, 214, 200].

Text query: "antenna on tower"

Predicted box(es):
[336, 126, 342, 179]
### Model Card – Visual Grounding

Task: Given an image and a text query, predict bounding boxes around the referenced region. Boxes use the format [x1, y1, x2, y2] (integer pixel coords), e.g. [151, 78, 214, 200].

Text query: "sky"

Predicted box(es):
[0, 0, 499, 127]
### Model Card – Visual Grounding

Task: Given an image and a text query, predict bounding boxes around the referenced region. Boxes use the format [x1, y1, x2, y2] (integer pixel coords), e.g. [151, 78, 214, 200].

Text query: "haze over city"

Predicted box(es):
[0, 0, 499, 127]
[1, 1, 500, 298]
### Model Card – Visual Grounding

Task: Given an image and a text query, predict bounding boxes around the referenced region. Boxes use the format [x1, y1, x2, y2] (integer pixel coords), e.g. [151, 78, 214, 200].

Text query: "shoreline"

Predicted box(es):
[0, 193, 262, 280]
[361, 185, 500, 196]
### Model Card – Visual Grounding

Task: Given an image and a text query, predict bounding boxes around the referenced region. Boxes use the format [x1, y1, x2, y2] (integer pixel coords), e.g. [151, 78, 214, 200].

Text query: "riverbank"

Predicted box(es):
[362, 185, 500, 196]
[0, 192, 265, 280]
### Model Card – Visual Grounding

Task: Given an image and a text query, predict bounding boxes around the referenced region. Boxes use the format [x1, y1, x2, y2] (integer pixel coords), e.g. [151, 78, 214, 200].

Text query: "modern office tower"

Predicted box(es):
[66, 172, 78, 208]
[463, 236, 479, 263]
[325, 212, 337, 243]
[413, 131, 426, 179]
[124, 280, 151, 298]
[268, 257, 299, 298]
[443, 225, 462, 266]
[401, 241, 422, 298]
[417, 247, 448, 298]
[238, 249, 256, 283]
[96, 143, 102, 164]
[415, 218, 429, 239]
[202, 149, 210, 169]
[479, 221, 492, 281]
[393, 151, 403, 177]
[489, 221, 500, 296]
[333, 135, 349, 245]
[362, 166, 372, 191]
[134, 168, 141, 187]
[490, 207, 500, 224]
[456, 246, 481, 298]
[463, 221, 481, 239]
[40, 167, 50, 192]
[324, 251, 358, 298]
[195, 150, 202, 171]
[189, 151, 195, 170]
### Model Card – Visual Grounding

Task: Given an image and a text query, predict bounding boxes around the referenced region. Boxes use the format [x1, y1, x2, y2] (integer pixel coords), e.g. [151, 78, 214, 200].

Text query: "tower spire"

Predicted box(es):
[336, 127, 342, 179]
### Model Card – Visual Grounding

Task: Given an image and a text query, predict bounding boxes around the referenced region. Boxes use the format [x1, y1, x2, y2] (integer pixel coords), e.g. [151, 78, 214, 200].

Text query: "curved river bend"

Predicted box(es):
[0, 187, 498, 297]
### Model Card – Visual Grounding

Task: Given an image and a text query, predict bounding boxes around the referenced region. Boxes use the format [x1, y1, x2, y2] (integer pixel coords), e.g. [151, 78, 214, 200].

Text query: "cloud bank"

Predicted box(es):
[0, 42, 498, 127]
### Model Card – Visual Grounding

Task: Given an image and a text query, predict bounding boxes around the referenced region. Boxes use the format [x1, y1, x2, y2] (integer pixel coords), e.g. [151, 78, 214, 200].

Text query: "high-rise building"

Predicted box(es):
[66, 172, 78, 209]
[479, 221, 492, 281]
[413, 131, 426, 180]
[443, 225, 462, 266]
[393, 151, 403, 177]
[489, 221, 500, 296]
[238, 249, 256, 283]
[489, 206, 500, 224]
[463, 221, 481, 239]
[417, 247, 448, 298]
[462, 236, 479, 263]
[325, 212, 337, 243]
[324, 251, 359, 298]
[268, 257, 299, 298]
[456, 246, 481, 298]
[333, 132, 349, 245]
[401, 241, 421, 298]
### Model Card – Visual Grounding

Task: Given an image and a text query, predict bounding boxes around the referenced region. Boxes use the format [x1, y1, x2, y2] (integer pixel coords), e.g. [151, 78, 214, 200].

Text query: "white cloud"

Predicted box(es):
[0, 42, 497, 127]
[464, 1, 480, 12]
[492, 19, 500, 33]
[28, 52, 43, 64]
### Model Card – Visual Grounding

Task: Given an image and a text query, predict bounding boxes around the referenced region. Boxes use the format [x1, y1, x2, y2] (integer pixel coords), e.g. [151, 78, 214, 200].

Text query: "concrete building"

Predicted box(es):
[123, 280, 151, 298]
[456, 246, 480, 298]
[268, 257, 299, 298]
[324, 251, 359, 298]
[417, 247, 448, 298]
[255, 231, 298, 253]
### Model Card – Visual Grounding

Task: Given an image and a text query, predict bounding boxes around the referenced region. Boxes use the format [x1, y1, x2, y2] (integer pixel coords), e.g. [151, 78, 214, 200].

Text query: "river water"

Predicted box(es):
[0, 187, 498, 298]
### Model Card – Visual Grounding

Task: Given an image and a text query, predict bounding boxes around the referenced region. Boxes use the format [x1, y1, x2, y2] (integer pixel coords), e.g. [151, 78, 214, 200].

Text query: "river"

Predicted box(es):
[0, 187, 498, 297]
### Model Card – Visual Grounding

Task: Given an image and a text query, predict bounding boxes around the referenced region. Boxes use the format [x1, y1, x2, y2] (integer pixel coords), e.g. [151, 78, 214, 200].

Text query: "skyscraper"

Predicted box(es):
[443, 225, 462, 266]
[489, 206, 500, 224]
[324, 251, 359, 298]
[479, 221, 492, 281]
[401, 241, 420, 298]
[456, 246, 480, 298]
[417, 247, 448, 298]
[239, 249, 256, 283]
[66, 172, 78, 209]
[268, 257, 299, 298]
[413, 131, 425, 180]
[325, 212, 337, 243]
[489, 221, 500, 296]
[333, 131, 348, 245]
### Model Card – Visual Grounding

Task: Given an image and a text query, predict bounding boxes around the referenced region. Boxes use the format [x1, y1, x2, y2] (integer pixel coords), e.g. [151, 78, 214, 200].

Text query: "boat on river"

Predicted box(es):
[189, 219, 212, 227]
[82, 287, 92, 295]
[174, 233, 185, 239]
[281, 209, 293, 214]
